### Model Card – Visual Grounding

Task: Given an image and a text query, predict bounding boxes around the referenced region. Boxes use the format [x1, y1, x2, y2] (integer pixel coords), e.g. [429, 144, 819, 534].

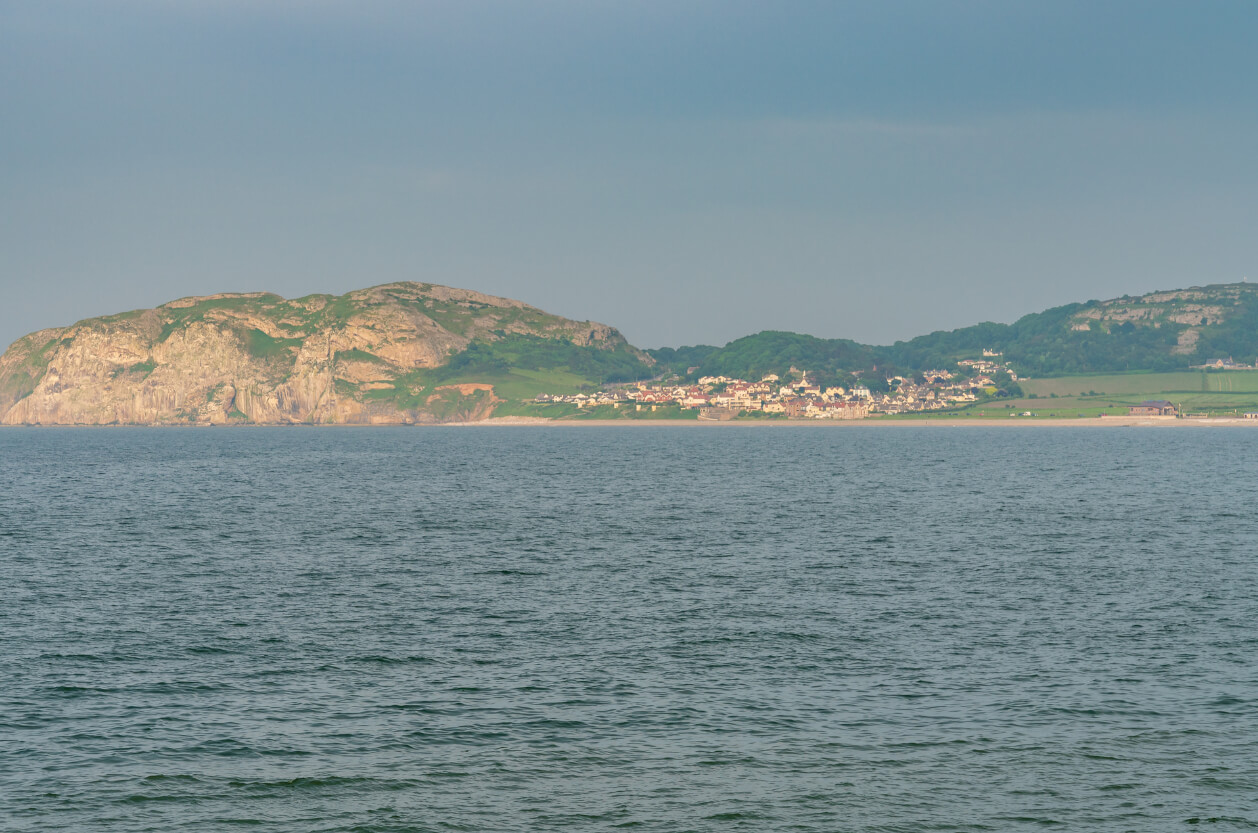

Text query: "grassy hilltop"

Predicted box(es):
[7, 280, 1258, 424]
[651, 283, 1258, 388]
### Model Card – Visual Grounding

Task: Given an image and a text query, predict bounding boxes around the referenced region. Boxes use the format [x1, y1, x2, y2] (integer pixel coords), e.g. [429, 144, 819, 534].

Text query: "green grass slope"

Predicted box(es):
[888, 283, 1258, 376]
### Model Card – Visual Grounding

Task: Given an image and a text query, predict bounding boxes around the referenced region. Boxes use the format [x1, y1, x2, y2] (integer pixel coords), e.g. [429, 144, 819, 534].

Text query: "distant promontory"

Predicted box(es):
[0, 283, 652, 425]
[4, 281, 1258, 425]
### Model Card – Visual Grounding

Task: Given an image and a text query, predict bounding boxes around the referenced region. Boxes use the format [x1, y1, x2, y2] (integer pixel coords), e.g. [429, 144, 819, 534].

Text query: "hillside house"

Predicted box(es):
[784, 398, 811, 418]
[1128, 400, 1177, 416]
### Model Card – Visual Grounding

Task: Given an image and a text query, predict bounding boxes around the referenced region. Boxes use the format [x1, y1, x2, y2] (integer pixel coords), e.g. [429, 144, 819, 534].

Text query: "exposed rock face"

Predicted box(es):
[0, 282, 650, 425]
[1066, 285, 1253, 333]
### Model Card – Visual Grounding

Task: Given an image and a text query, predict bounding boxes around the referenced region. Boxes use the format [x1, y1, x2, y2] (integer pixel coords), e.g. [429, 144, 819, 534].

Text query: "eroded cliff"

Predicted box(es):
[0, 282, 651, 425]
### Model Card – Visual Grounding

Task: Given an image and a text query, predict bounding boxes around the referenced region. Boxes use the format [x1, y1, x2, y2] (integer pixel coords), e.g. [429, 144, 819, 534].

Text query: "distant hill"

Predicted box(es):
[0, 282, 652, 425]
[6, 280, 1257, 425]
[650, 283, 1258, 384]
[888, 283, 1258, 376]
[649, 332, 877, 387]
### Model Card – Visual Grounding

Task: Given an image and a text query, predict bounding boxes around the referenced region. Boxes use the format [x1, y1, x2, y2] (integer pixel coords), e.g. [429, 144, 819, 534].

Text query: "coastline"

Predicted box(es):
[6, 416, 1258, 428]
[453, 416, 1258, 428]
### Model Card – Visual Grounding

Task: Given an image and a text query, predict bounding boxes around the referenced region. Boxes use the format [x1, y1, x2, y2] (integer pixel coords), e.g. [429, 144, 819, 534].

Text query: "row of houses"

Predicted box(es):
[1192, 357, 1255, 369]
[537, 365, 1009, 419]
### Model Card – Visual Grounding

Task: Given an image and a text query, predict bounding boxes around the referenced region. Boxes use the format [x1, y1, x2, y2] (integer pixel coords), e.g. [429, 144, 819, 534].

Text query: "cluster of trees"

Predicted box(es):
[888, 305, 1190, 376]
[645, 344, 719, 375]
[650, 331, 881, 386]
[1192, 300, 1258, 364]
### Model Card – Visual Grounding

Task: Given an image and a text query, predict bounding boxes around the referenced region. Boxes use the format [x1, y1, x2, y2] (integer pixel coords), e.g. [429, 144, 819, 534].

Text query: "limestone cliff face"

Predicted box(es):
[0, 282, 650, 425]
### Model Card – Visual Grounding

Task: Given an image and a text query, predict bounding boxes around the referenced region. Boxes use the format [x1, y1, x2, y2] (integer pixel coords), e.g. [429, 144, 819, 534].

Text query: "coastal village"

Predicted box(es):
[533, 356, 1258, 421]
[534, 354, 1019, 420]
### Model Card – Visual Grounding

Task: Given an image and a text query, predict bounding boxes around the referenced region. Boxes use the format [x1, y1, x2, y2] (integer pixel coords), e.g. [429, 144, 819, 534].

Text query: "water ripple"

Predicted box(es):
[2, 426, 1257, 831]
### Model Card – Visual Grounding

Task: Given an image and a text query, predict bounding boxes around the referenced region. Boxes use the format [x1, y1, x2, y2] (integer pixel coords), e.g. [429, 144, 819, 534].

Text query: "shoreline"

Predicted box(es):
[468, 416, 1258, 427]
[7, 416, 1258, 428]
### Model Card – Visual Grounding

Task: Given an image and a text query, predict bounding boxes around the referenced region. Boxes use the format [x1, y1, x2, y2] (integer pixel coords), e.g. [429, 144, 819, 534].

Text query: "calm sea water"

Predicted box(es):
[2, 426, 1257, 832]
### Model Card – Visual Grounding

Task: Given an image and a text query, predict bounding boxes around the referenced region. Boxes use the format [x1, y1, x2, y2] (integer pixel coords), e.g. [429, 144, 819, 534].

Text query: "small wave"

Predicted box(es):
[1210, 695, 1248, 706]
[226, 776, 407, 791]
[39, 652, 114, 662]
[349, 655, 437, 665]
[382, 703, 458, 714]
[117, 793, 186, 804]
[141, 774, 201, 782]
[44, 684, 122, 698]
[206, 820, 264, 827]
[696, 756, 759, 766]
[992, 816, 1064, 826]
[1184, 818, 1258, 826]
[136, 681, 226, 694]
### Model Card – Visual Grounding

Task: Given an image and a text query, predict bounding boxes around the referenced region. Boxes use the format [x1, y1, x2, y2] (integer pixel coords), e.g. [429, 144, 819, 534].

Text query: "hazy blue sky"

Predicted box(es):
[3, 1, 1256, 350]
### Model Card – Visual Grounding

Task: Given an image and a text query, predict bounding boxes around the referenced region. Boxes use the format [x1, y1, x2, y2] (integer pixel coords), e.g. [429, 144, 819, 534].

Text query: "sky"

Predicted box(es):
[2, 0, 1256, 350]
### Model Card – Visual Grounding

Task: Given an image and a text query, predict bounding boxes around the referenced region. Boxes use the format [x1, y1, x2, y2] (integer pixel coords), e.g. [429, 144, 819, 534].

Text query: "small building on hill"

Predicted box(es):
[1128, 400, 1177, 416]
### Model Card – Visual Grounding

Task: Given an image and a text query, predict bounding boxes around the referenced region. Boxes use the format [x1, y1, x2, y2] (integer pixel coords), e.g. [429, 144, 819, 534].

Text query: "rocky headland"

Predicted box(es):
[0, 283, 650, 425]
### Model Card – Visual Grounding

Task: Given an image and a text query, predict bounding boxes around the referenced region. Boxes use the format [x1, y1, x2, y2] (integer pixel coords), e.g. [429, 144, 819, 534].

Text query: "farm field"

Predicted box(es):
[1020, 370, 1258, 397]
[1003, 370, 1258, 416]
[907, 391, 1258, 419]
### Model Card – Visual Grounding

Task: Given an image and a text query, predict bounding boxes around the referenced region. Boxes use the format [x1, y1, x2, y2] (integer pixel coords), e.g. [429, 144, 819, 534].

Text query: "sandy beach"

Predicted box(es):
[457, 416, 1258, 428]
[8, 416, 1256, 429]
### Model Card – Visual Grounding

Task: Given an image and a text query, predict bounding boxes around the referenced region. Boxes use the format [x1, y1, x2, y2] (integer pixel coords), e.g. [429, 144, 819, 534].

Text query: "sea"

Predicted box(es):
[2, 425, 1257, 832]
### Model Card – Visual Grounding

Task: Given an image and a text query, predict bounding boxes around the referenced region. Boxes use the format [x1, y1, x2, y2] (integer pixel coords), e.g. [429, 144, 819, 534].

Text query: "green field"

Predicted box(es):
[994, 369, 1258, 416]
[490, 400, 697, 420]
[1021, 370, 1258, 397]
[462, 367, 592, 400]
[571, 403, 696, 420]
[897, 390, 1258, 419]
[489, 400, 582, 419]
[352, 365, 598, 411]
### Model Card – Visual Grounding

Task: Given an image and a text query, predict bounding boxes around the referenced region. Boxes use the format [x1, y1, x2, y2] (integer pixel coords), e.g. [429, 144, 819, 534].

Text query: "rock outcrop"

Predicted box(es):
[0, 282, 650, 425]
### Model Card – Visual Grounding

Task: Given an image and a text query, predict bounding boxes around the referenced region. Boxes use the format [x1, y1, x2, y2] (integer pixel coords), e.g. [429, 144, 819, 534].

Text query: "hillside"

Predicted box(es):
[649, 332, 879, 389]
[650, 283, 1258, 384]
[7, 280, 1257, 425]
[888, 283, 1258, 376]
[0, 283, 652, 425]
